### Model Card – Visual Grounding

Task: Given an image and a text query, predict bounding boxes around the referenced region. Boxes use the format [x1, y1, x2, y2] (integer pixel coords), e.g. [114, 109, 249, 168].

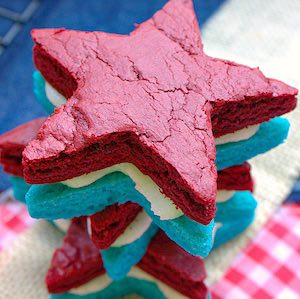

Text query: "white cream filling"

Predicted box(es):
[214, 125, 260, 145]
[61, 168, 236, 220]
[62, 163, 183, 220]
[53, 219, 71, 233]
[212, 222, 222, 237]
[68, 273, 112, 295]
[87, 210, 152, 248]
[45, 81, 67, 107]
[112, 210, 152, 247]
[216, 190, 235, 203]
[69, 266, 189, 298]
[128, 267, 189, 299]
[102, 191, 232, 247]
[87, 217, 92, 237]
[212, 222, 222, 246]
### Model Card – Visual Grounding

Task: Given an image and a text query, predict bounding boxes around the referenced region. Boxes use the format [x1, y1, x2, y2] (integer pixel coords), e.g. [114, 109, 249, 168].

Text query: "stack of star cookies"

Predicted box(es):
[0, 0, 297, 298]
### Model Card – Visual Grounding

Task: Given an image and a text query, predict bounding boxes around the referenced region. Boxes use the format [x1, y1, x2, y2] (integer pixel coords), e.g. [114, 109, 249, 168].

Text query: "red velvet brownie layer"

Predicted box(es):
[211, 77, 297, 137]
[46, 217, 105, 294]
[217, 163, 253, 192]
[138, 230, 207, 299]
[90, 202, 142, 249]
[0, 118, 45, 176]
[23, 0, 297, 224]
[46, 219, 208, 297]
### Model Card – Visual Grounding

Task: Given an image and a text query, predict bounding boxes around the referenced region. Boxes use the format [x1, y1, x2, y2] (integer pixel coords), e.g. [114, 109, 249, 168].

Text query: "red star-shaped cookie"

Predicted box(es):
[23, 0, 297, 224]
[0, 118, 46, 176]
[46, 217, 104, 294]
[47, 218, 208, 298]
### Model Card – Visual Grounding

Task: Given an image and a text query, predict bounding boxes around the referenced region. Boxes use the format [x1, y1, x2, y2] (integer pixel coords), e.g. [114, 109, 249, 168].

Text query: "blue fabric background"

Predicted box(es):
[0, 0, 225, 189]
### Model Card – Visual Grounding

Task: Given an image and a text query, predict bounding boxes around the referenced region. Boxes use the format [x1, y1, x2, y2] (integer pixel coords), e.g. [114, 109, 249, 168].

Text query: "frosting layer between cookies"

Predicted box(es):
[88, 210, 152, 248]
[68, 267, 189, 299]
[62, 162, 183, 220]
[216, 190, 235, 203]
[62, 165, 238, 219]
[99, 190, 235, 248]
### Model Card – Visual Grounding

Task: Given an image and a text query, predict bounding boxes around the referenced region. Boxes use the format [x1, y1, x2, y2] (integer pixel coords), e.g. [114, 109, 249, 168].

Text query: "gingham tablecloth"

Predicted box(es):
[211, 203, 300, 299]
[1, 195, 300, 298]
[0, 196, 35, 252]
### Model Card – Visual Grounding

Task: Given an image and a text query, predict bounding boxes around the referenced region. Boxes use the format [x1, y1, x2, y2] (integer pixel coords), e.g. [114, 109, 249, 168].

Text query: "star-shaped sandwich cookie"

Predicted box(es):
[47, 218, 209, 299]
[23, 0, 297, 225]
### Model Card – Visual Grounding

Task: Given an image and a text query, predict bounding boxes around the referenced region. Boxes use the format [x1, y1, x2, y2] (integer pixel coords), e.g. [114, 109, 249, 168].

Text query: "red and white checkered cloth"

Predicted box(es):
[0, 191, 35, 252]
[212, 203, 300, 299]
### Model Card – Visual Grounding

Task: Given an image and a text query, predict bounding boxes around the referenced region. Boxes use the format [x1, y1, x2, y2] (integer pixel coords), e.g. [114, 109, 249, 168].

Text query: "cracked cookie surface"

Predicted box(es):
[23, 0, 297, 224]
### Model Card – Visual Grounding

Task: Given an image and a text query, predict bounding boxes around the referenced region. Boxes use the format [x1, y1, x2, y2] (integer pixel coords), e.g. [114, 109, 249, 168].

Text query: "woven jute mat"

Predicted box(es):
[0, 222, 62, 299]
[1, 0, 300, 297]
[203, 0, 300, 286]
[0, 220, 141, 299]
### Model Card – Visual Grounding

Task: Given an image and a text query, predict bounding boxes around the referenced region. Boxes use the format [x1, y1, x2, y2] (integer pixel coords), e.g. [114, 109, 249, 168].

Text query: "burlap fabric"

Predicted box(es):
[0, 0, 299, 297]
[203, 0, 300, 285]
